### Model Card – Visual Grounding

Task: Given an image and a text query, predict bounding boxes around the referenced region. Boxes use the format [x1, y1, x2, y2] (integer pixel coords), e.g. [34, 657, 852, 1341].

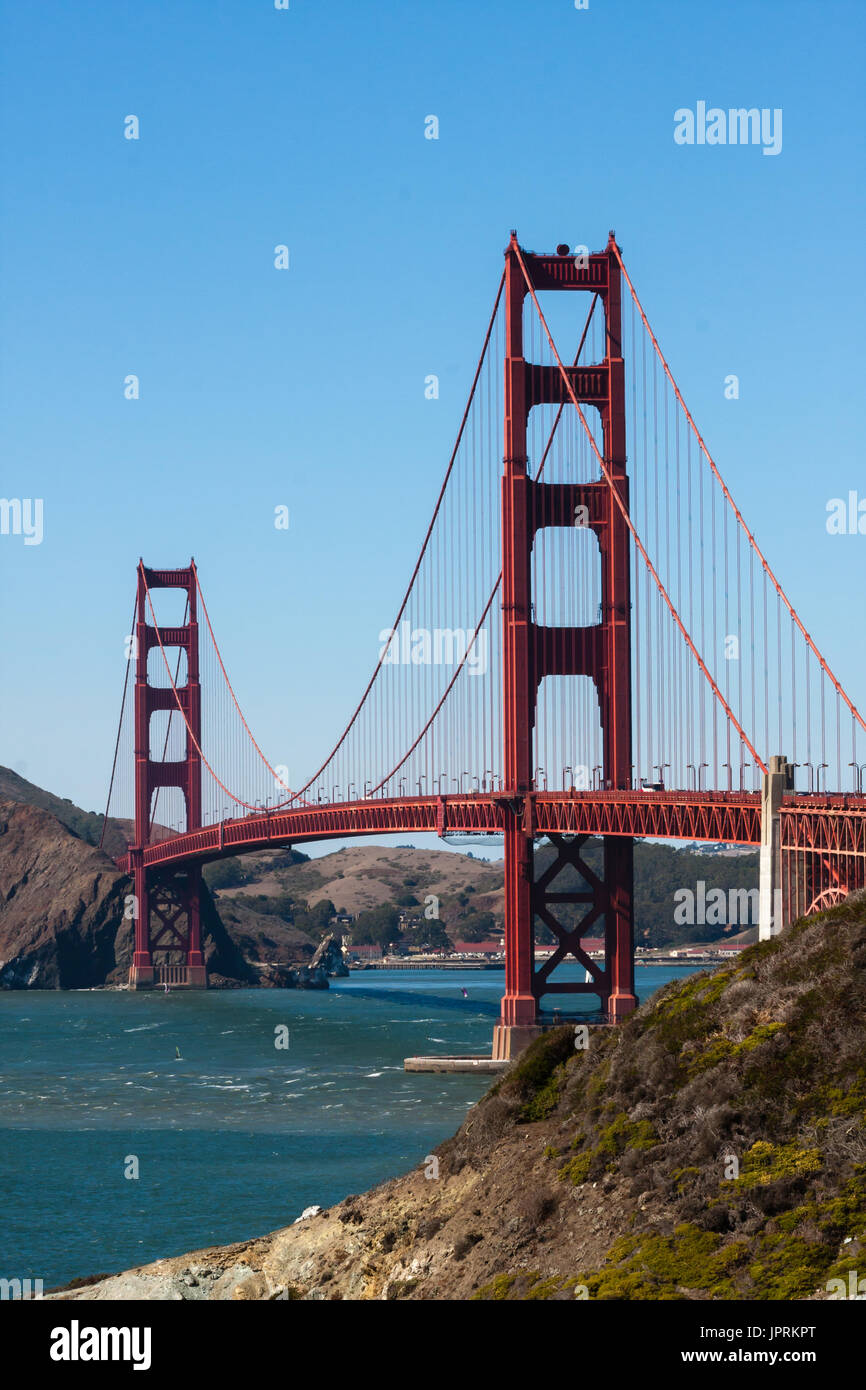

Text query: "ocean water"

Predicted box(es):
[0, 965, 698, 1289]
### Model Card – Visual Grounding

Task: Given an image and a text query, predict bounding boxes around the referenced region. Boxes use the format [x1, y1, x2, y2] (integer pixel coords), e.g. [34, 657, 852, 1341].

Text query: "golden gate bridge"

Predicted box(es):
[100, 232, 866, 1059]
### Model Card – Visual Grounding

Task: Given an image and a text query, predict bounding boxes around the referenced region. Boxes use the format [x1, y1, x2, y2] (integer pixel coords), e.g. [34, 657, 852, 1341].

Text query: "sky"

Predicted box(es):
[1, 0, 864, 859]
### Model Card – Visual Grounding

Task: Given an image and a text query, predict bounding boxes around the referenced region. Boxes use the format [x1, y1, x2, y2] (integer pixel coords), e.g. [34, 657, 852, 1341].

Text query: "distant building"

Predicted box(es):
[347, 943, 383, 960]
[669, 943, 745, 958]
[451, 940, 504, 955]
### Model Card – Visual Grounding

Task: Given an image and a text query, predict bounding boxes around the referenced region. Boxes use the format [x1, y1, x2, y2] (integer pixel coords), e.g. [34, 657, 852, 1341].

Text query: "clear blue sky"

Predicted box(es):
[1, 0, 864, 856]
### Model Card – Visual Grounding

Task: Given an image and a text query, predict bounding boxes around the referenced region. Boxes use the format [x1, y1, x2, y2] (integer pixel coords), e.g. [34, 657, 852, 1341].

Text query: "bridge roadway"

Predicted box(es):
[122, 789, 771, 871]
[121, 789, 866, 874]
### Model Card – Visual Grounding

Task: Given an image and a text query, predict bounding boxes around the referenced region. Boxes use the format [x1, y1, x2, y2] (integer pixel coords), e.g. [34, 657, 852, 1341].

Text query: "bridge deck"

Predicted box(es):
[121, 790, 780, 871]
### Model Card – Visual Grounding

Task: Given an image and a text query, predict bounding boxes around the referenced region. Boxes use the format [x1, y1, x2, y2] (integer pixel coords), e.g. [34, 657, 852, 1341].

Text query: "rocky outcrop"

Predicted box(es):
[248, 933, 348, 989]
[310, 932, 349, 978]
[47, 895, 866, 1299]
[0, 800, 255, 990]
[0, 801, 130, 989]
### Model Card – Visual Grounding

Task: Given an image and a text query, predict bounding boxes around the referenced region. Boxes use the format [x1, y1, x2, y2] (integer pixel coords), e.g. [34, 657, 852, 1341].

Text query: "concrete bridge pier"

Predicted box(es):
[759, 754, 793, 940]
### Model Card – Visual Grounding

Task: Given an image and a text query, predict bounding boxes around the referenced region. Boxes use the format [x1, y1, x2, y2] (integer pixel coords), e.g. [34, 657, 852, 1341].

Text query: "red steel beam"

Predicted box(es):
[119, 789, 768, 873]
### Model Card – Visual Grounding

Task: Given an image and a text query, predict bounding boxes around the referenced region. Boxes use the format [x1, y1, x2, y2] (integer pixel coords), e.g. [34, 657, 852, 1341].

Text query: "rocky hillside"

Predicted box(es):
[0, 800, 257, 989]
[49, 895, 866, 1300]
[0, 800, 130, 989]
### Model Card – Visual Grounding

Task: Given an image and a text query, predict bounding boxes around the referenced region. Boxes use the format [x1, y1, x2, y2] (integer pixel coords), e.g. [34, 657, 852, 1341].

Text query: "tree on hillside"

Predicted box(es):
[292, 898, 337, 938]
[453, 910, 497, 942]
[349, 905, 403, 949]
[204, 857, 247, 890]
[402, 920, 454, 952]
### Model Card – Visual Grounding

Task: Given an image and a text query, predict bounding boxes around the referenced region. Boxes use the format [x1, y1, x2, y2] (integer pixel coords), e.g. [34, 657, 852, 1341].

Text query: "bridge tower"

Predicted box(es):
[494, 232, 637, 1060]
[128, 562, 207, 989]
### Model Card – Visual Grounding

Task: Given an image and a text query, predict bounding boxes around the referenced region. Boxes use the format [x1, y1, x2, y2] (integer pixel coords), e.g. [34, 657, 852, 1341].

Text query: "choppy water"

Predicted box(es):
[0, 965, 697, 1289]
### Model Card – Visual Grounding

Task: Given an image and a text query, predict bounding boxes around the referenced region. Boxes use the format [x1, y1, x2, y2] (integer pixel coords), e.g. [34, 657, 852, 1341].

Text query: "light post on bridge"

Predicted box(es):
[563, 765, 573, 792]
[817, 763, 829, 793]
[533, 766, 546, 791]
[848, 762, 866, 795]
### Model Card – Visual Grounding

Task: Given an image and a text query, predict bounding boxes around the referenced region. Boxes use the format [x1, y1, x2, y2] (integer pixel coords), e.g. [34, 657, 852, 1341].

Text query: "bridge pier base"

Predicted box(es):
[492, 1024, 543, 1062]
[128, 964, 206, 990]
[129, 963, 154, 989]
[759, 754, 792, 940]
[126, 865, 208, 989]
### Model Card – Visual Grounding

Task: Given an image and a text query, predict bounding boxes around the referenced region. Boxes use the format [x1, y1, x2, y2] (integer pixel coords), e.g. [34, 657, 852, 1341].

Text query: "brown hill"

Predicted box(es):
[214, 843, 504, 935]
[0, 800, 130, 988]
[0, 765, 177, 860]
[0, 799, 255, 989]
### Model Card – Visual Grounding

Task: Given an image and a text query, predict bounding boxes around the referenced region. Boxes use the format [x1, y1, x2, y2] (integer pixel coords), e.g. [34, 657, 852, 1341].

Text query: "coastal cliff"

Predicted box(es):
[0, 800, 130, 989]
[48, 896, 866, 1300]
[0, 800, 293, 989]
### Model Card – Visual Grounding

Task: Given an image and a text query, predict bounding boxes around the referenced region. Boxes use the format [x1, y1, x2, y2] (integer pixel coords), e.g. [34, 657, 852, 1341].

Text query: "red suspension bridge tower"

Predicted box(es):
[129, 562, 207, 989]
[494, 232, 636, 1059]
